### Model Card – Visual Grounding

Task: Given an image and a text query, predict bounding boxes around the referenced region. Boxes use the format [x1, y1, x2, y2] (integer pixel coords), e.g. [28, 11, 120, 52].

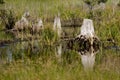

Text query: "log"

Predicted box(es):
[44, 17, 83, 27]
[61, 18, 83, 27]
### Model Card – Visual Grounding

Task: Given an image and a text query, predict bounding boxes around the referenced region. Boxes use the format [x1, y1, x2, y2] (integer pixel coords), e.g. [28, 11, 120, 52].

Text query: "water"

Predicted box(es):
[0, 26, 119, 72]
[79, 46, 99, 71]
[6, 47, 12, 63]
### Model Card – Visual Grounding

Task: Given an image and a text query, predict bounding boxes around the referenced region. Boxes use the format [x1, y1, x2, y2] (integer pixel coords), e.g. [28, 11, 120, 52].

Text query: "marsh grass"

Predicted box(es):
[0, 0, 120, 80]
[0, 50, 119, 80]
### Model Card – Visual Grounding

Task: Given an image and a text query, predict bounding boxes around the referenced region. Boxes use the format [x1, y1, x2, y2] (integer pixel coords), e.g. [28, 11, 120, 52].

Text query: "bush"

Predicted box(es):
[118, 1, 120, 7]
[0, 0, 4, 4]
[0, 9, 16, 29]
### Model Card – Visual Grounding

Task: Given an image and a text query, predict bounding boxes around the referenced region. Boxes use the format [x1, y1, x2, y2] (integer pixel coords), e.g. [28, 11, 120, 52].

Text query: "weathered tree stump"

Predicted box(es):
[67, 19, 100, 70]
[53, 14, 62, 37]
[14, 11, 30, 30]
[67, 19, 100, 51]
[32, 18, 43, 33]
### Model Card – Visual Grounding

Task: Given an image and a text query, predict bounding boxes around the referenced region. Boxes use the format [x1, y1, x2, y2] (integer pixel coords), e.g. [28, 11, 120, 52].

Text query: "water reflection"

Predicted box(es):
[6, 47, 12, 63]
[0, 38, 99, 70]
[66, 33, 100, 71]
[55, 43, 62, 58]
[19, 40, 40, 58]
[79, 46, 99, 71]
[0, 46, 13, 64]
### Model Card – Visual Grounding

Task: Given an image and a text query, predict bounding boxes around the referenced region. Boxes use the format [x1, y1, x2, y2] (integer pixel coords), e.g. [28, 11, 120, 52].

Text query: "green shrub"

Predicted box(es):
[0, 0, 4, 4]
[0, 9, 16, 29]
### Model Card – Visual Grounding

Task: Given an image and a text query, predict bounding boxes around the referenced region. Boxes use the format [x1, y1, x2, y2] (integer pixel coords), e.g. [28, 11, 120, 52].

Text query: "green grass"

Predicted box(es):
[0, 42, 119, 80]
[1, 0, 120, 42]
[0, 0, 120, 80]
[0, 49, 119, 80]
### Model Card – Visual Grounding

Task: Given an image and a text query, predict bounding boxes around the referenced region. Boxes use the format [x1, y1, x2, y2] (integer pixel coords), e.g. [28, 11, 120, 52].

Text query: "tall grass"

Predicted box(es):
[0, 49, 119, 80]
[0, 0, 120, 80]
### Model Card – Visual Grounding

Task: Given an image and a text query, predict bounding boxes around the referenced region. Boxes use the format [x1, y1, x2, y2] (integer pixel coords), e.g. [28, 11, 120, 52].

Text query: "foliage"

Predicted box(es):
[83, 0, 107, 6]
[118, 1, 120, 7]
[83, 0, 108, 19]
[0, 9, 16, 29]
[0, 0, 120, 79]
[0, 0, 4, 4]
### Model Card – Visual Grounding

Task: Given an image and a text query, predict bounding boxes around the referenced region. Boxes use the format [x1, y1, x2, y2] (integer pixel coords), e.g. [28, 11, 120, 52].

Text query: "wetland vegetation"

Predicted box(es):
[0, 0, 120, 80]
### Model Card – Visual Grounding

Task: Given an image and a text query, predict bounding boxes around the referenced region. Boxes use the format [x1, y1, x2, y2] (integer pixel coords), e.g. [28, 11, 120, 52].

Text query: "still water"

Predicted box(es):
[0, 27, 119, 72]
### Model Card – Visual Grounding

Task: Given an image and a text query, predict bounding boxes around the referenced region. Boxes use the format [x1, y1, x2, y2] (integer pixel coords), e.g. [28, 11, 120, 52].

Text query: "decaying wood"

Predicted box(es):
[65, 19, 100, 71]
[66, 35, 100, 52]
[32, 18, 44, 33]
[14, 11, 30, 30]
[53, 14, 62, 37]
[53, 19, 100, 68]
[61, 18, 83, 27]
[67, 19, 100, 52]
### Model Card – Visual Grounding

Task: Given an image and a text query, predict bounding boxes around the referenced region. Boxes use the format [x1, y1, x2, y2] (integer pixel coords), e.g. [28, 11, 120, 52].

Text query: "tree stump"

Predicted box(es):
[67, 19, 100, 70]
